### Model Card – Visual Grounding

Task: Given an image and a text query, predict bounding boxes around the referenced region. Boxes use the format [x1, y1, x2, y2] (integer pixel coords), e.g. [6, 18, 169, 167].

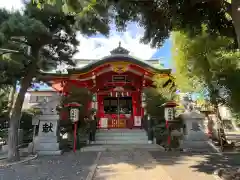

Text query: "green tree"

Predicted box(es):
[0, 87, 10, 117]
[172, 29, 240, 118]
[0, 2, 108, 162]
[172, 32, 204, 93]
[144, 88, 166, 118]
[36, 0, 240, 48]
[152, 74, 176, 101]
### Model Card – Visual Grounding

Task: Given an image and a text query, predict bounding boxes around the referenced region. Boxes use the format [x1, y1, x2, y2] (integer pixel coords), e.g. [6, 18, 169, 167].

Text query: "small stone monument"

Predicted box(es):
[180, 111, 215, 151]
[32, 113, 61, 155]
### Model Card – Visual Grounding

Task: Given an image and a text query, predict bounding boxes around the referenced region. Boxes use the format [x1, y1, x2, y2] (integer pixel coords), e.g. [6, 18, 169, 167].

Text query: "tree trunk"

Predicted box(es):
[7, 82, 16, 118]
[232, 0, 240, 49]
[7, 63, 37, 162]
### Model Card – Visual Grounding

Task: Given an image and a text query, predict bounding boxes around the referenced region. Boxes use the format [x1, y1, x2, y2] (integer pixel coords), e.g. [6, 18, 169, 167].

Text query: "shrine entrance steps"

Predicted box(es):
[80, 144, 164, 152]
[94, 129, 149, 145]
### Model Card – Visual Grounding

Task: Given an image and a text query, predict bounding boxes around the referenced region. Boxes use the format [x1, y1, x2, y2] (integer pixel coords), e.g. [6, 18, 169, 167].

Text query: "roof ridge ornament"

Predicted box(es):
[110, 41, 130, 55]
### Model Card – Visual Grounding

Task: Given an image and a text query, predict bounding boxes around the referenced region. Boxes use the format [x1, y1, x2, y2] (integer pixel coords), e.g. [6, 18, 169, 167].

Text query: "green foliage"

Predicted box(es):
[153, 123, 168, 145]
[33, 0, 110, 36]
[0, 129, 8, 141]
[152, 75, 176, 101]
[144, 88, 166, 117]
[36, 0, 237, 48]
[61, 87, 91, 117]
[0, 87, 10, 117]
[172, 32, 204, 93]
[0, 1, 110, 85]
[20, 111, 33, 131]
[172, 29, 240, 117]
[0, 2, 111, 161]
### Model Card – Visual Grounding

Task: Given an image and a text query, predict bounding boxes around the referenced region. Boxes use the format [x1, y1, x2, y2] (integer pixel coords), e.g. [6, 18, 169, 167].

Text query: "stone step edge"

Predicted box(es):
[37, 150, 62, 155]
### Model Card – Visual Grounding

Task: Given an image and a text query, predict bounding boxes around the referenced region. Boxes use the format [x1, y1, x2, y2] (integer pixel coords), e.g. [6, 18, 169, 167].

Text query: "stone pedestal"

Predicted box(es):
[33, 114, 62, 155]
[180, 111, 213, 151]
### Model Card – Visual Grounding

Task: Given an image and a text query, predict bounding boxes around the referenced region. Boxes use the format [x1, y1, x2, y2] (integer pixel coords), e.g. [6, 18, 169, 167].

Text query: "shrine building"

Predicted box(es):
[28, 43, 172, 130]
[22, 43, 176, 155]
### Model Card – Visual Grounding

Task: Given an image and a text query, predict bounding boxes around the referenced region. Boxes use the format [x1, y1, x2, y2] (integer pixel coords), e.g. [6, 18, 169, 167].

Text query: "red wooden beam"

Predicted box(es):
[128, 64, 154, 76]
[72, 64, 111, 79]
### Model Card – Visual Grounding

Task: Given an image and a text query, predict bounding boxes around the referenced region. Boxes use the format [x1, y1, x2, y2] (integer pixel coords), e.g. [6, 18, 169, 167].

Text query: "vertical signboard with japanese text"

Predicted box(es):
[164, 107, 174, 121]
[70, 108, 79, 123]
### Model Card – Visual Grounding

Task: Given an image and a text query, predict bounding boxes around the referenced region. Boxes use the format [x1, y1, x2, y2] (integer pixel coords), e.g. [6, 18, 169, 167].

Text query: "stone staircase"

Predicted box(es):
[80, 129, 165, 152]
[94, 129, 149, 145]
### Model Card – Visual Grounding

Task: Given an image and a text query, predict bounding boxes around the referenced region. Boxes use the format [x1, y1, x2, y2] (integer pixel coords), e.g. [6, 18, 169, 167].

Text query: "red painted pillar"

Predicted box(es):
[97, 95, 104, 117]
[132, 92, 137, 127]
[87, 99, 91, 111]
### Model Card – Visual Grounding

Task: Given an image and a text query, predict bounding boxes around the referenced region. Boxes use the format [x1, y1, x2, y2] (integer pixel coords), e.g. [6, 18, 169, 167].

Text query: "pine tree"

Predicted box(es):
[0, 2, 109, 161]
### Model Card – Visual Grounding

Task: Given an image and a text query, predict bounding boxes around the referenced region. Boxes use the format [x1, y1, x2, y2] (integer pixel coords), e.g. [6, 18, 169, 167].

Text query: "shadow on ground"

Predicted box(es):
[1, 149, 240, 180]
[93, 150, 185, 179]
[93, 150, 240, 180]
[190, 153, 240, 174]
[0, 151, 98, 180]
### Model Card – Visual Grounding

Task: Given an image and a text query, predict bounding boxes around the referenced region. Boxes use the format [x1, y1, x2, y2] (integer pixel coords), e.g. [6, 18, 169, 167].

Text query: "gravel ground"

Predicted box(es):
[216, 168, 240, 180]
[0, 152, 98, 180]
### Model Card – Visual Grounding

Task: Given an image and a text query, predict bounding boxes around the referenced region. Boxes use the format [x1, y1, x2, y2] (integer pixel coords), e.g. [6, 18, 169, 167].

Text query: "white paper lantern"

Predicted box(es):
[164, 107, 174, 121]
[70, 108, 79, 122]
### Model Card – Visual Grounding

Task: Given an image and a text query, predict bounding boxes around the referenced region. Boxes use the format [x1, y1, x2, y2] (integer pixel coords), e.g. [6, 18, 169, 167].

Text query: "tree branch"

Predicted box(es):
[9, 37, 32, 47]
[190, 0, 231, 14]
[224, 0, 232, 16]
[0, 48, 36, 61]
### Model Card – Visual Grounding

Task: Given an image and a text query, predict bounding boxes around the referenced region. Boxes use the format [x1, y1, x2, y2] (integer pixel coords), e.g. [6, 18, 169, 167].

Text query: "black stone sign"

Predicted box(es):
[42, 122, 53, 133]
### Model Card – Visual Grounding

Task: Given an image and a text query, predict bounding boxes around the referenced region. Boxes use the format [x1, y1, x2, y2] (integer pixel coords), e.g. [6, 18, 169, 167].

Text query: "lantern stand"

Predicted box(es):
[64, 102, 82, 153]
[160, 101, 178, 150]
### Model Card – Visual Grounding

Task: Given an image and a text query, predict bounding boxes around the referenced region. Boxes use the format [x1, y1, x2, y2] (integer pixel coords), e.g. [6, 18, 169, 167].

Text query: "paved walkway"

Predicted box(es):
[1, 149, 239, 180]
[0, 152, 98, 180]
[150, 151, 240, 179]
[93, 150, 172, 180]
[93, 150, 219, 180]
[150, 151, 217, 180]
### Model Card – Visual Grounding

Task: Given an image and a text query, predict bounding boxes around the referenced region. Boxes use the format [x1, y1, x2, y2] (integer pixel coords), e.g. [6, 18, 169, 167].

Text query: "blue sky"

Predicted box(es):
[0, 1, 172, 69]
[2, 1, 173, 92]
[151, 39, 172, 68]
[1, 1, 172, 66]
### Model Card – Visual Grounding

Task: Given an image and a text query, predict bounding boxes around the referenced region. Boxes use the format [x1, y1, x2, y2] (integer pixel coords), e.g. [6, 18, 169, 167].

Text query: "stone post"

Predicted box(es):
[34, 114, 62, 155]
[180, 111, 211, 151]
[147, 114, 153, 144]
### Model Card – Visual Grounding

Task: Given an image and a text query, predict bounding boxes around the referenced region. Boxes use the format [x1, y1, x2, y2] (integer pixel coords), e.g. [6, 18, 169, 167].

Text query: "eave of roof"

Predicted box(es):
[39, 72, 69, 79]
[68, 54, 171, 74]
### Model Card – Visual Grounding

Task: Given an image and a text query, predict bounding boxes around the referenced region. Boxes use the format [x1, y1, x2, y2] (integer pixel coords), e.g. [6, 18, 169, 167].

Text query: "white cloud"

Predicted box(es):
[0, 1, 157, 60]
[74, 23, 157, 60]
[0, 0, 24, 11]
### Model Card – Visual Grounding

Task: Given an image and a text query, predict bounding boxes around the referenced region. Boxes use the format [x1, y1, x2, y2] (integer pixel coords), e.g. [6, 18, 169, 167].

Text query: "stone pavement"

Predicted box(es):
[150, 151, 217, 180]
[93, 150, 232, 180]
[93, 150, 172, 180]
[150, 151, 240, 180]
[0, 149, 239, 180]
[0, 151, 98, 180]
